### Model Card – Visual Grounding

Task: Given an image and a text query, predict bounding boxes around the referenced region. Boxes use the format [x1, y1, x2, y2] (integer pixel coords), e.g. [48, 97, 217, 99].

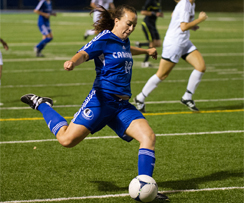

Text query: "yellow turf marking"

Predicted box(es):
[1, 109, 243, 121]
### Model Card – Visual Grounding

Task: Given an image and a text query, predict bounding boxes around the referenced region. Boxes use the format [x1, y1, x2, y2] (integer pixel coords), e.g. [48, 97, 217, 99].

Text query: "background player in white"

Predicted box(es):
[0, 38, 8, 106]
[0, 38, 8, 86]
[84, 0, 115, 40]
[134, 0, 208, 112]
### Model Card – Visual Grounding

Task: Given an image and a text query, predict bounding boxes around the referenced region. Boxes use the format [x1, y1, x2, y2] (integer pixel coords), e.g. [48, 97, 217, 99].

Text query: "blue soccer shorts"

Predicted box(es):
[72, 89, 145, 142]
[38, 22, 51, 35]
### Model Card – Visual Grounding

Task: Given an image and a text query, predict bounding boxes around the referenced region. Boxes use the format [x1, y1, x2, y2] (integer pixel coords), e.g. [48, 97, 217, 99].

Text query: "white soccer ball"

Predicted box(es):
[129, 175, 158, 202]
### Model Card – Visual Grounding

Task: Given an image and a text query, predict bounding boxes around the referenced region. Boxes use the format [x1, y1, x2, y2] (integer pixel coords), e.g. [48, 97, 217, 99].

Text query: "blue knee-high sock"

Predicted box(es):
[37, 103, 68, 136]
[36, 37, 52, 51]
[138, 148, 155, 177]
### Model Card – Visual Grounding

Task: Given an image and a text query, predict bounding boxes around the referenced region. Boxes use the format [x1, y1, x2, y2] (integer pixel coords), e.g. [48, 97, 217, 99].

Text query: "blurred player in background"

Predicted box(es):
[135, 0, 163, 68]
[84, 0, 115, 40]
[134, 0, 208, 112]
[0, 38, 8, 105]
[34, 0, 56, 57]
[0, 38, 8, 85]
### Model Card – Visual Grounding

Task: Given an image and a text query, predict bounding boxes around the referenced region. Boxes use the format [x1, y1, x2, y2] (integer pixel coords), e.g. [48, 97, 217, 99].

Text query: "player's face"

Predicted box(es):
[189, 0, 195, 4]
[113, 10, 137, 40]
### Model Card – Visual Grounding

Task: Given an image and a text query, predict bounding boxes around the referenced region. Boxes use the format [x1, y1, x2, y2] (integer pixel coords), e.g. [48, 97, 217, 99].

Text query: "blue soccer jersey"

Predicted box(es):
[78, 30, 133, 97]
[35, 0, 52, 25]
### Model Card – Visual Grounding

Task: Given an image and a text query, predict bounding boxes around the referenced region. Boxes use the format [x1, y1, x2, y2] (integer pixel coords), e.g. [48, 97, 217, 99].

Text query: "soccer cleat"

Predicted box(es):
[134, 96, 146, 113]
[141, 61, 152, 68]
[135, 41, 141, 48]
[84, 30, 89, 40]
[21, 94, 53, 110]
[34, 47, 44, 57]
[180, 98, 199, 111]
[156, 193, 170, 201]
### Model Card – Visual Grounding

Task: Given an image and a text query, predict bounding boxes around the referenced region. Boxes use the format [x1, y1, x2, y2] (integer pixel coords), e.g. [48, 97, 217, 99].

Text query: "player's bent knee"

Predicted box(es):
[140, 132, 156, 149]
[58, 138, 78, 148]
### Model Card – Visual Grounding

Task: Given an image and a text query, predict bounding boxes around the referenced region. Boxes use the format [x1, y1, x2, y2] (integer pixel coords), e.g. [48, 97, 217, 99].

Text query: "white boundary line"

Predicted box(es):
[0, 130, 243, 144]
[3, 53, 244, 62]
[0, 78, 243, 89]
[0, 187, 243, 203]
[1, 97, 243, 110]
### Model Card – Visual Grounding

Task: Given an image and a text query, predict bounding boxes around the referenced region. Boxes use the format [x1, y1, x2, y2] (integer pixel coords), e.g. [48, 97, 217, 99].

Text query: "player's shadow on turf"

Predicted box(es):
[91, 181, 128, 192]
[201, 102, 244, 111]
[157, 170, 243, 191]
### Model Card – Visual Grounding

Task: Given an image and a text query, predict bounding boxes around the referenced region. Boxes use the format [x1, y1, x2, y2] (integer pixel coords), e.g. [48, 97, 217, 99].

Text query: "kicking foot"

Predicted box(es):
[21, 94, 53, 110]
[134, 96, 146, 113]
[180, 98, 199, 111]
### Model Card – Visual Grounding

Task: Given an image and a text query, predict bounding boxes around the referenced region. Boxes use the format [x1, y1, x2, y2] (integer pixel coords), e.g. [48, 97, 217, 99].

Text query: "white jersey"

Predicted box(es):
[91, 0, 113, 9]
[164, 0, 195, 47]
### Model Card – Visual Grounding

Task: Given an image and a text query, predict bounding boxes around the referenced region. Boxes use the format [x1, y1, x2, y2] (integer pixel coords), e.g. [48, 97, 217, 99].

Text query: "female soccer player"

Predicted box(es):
[135, 0, 163, 67]
[21, 4, 168, 201]
[34, 0, 56, 57]
[134, 0, 208, 112]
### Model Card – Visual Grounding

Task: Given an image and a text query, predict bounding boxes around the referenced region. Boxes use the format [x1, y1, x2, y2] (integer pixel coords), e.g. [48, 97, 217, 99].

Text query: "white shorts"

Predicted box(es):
[0, 51, 3, 65]
[161, 40, 197, 63]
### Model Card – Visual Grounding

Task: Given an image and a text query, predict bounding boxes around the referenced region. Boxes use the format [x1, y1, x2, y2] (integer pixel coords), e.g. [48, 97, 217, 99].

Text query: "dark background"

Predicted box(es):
[0, 0, 243, 12]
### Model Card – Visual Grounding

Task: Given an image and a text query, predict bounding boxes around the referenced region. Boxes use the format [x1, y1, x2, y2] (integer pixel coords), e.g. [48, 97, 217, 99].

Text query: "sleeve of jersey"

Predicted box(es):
[179, 1, 190, 23]
[35, 0, 44, 10]
[78, 39, 105, 60]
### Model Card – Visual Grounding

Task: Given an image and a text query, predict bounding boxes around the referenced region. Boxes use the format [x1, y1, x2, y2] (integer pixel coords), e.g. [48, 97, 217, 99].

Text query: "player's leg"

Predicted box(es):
[0, 51, 3, 85]
[35, 24, 53, 56]
[84, 11, 99, 40]
[181, 49, 206, 111]
[20, 94, 91, 147]
[134, 58, 175, 112]
[126, 119, 156, 176]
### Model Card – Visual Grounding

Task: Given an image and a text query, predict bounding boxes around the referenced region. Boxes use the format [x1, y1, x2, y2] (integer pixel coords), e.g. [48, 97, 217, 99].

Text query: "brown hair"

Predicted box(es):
[91, 4, 137, 33]
[174, 0, 180, 2]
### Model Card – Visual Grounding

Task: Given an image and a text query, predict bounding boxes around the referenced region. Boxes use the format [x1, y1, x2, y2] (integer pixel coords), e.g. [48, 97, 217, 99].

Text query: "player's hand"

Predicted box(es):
[191, 25, 199, 31]
[44, 13, 50, 19]
[198, 11, 208, 21]
[148, 48, 157, 60]
[64, 61, 75, 71]
[51, 12, 57, 17]
[157, 12, 164, 18]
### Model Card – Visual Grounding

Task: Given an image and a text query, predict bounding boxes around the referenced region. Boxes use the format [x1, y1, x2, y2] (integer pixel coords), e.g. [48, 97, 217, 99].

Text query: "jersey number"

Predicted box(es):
[125, 61, 132, 74]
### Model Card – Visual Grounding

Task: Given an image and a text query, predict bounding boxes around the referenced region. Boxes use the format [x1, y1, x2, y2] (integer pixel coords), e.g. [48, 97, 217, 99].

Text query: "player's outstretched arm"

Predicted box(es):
[130, 46, 157, 60]
[64, 51, 89, 71]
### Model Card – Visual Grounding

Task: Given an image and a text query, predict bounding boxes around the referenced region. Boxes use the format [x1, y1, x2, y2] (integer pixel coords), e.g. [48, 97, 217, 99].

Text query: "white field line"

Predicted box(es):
[3, 63, 242, 73]
[3, 53, 244, 62]
[0, 187, 243, 203]
[6, 38, 244, 47]
[0, 98, 243, 111]
[1, 78, 243, 89]
[0, 130, 243, 144]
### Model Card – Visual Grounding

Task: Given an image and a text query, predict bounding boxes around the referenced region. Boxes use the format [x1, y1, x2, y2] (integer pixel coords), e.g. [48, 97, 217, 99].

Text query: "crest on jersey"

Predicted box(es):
[82, 108, 94, 120]
[122, 45, 126, 50]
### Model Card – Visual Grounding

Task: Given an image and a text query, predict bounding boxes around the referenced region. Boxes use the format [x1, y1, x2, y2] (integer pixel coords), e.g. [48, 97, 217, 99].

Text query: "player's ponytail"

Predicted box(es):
[92, 4, 137, 34]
